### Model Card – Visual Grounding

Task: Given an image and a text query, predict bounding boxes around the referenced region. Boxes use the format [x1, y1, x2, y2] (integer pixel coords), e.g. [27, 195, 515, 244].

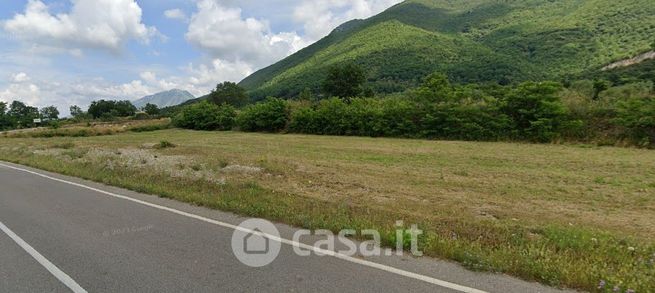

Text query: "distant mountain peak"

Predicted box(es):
[133, 89, 195, 109]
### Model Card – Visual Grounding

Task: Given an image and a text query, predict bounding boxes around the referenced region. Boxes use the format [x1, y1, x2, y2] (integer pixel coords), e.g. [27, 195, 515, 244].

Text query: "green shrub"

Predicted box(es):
[129, 122, 172, 133]
[173, 101, 236, 131]
[237, 98, 290, 132]
[376, 98, 423, 137]
[288, 106, 320, 134]
[88, 100, 137, 119]
[306, 98, 352, 135]
[155, 140, 176, 149]
[501, 82, 568, 142]
[288, 98, 364, 136]
[134, 112, 150, 120]
[615, 96, 655, 146]
[421, 102, 511, 141]
[289, 96, 510, 140]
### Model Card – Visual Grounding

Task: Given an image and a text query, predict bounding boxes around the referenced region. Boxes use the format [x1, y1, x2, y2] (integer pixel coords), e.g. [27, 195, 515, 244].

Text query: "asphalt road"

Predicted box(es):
[0, 162, 572, 293]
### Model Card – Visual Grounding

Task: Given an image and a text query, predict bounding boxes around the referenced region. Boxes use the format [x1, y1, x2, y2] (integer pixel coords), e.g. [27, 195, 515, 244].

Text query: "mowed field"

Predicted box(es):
[1, 128, 654, 291]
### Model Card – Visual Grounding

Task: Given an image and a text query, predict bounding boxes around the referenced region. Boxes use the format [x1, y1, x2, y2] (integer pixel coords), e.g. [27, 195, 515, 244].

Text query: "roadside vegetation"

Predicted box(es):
[1, 96, 169, 137]
[167, 64, 655, 148]
[1, 130, 653, 292]
[0, 101, 60, 130]
[1, 119, 171, 138]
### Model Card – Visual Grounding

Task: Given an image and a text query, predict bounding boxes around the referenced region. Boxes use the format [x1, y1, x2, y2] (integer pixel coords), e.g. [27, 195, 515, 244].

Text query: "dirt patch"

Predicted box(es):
[222, 165, 264, 174]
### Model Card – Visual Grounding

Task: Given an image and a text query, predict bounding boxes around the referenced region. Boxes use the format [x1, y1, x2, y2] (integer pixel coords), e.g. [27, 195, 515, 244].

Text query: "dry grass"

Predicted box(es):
[0, 118, 171, 138]
[1, 129, 654, 291]
[91, 130, 653, 239]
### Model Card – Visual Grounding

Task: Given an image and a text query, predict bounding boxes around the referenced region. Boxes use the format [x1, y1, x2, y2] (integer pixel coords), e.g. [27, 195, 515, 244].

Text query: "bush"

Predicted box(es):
[134, 112, 150, 120]
[155, 140, 176, 149]
[501, 82, 568, 142]
[143, 103, 160, 116]
[421, 102, 511, 141]
[209, 82, 249, 107]
[88, 100, 137, 119]
[288, 98, 366, 136]
[130, 122, 172, 133]
[173, 101, 236, 131]
[615, 96, 655, 146]
[237, 98, 290, 132]
[288, 96, 510, 140]
[376, 98, 423, 137]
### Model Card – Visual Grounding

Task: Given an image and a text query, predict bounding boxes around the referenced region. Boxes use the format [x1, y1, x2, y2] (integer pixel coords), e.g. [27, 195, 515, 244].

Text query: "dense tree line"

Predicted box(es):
[172, 65, 655, 147]
[0, 98, 152, 131]
[0, 101, 60, 130]
[87, 100, 137, 119]
[68, 100, 150, 122]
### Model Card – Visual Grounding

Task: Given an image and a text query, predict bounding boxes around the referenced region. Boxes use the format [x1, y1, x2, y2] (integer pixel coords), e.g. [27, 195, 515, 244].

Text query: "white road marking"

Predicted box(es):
[0, 162, 488, 293]
[0, 220, 87, 293]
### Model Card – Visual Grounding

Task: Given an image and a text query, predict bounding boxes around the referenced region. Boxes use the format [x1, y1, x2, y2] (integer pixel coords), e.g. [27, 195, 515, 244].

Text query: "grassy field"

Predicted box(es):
[1, 128, 654, 291]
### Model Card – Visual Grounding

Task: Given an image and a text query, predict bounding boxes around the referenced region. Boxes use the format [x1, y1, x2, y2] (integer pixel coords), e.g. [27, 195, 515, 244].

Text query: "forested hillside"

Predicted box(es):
[240, 0, 655, 99]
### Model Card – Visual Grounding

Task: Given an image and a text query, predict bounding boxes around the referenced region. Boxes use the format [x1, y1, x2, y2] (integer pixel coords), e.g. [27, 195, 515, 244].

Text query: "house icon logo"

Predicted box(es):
[231, 219, 281, 267]
[243, 228, 270, 255]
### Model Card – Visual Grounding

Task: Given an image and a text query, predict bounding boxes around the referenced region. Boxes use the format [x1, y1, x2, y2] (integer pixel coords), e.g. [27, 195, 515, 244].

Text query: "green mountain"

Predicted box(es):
[239, 0, 655, 99]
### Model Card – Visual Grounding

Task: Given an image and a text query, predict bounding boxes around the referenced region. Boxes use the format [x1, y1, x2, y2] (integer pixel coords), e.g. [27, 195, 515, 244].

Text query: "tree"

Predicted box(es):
[415, 73, 453, 103]
[70, 105, 84, 117]
[40, 106, 59, 120]
[322, 63, 366, 100]
[173, 101, 236, 131]
[7, 101, 28, 117]
[7, 101, 39, 127]
[0, 102, 13, 130]
[501, 82, 567, 142]
[237, 98, 290, 132]
[143, 103, 160, 116]
[298, 87, 313, 101]
[362, 87, 375, 98]
[592, 79, 609, 100]
[87, 100, 137, 119]
[208, 82, 249, 107]
[615, 96, 655, 146]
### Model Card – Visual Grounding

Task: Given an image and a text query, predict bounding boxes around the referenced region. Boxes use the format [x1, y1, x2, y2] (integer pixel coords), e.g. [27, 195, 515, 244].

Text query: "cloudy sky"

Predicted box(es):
[0, 0, 401, 115]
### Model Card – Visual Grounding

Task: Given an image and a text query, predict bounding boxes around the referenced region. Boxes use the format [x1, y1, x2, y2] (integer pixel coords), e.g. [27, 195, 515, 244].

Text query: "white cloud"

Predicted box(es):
[0, 73, 158, 116]
[185, 58, 254, 90]
[0, 0, 405, 116]
[186, 0, 309, 68]
[68, 80, 152, 100]
[293, 0, 402, 41]
[139, 71, 178, 92]
[135, 59, 254, 98]
[183, 0, 400, 83]
[0, 82, 41, 106]
[164, 9, 187, 21]
[11, 72, 31, 83]
[3, 0, 159, 53]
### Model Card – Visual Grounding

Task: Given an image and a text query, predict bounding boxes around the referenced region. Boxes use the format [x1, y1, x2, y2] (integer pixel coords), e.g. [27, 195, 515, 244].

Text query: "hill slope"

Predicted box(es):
[240, 0, 655, 99]
[132, 89, 195, 109]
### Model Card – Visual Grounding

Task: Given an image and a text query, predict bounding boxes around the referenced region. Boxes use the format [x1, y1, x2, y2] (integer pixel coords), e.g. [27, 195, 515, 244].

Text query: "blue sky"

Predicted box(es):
[0, 0, 402, 115]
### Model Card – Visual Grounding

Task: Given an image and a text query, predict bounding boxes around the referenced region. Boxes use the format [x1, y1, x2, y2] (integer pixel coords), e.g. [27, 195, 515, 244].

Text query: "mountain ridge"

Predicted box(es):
[239, 0, 655, 99]
[132, 89, 195, 109]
